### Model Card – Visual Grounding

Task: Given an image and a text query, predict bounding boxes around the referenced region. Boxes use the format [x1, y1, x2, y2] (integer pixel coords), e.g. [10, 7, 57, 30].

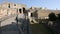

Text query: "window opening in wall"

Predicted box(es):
[23, 7, 26, 13]
[8, 3, 10, 8]
[19, 9, 21, 13]
[31, 13, 33, 17]
[14, 4, 16, 6]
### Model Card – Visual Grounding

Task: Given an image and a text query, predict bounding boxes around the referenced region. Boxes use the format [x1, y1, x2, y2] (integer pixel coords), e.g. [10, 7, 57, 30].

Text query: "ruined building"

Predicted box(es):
[0, 2, 27, 18]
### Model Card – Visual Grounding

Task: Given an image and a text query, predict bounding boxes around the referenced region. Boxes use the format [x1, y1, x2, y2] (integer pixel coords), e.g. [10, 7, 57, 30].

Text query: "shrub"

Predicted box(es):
[57, 13, 60, 20]
[48, 12, 57, 21]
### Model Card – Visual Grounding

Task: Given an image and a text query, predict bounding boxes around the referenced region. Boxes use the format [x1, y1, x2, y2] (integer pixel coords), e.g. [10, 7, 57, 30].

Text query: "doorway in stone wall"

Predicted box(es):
[23, 7, 26, 13]
[31, 13, 33, 17]
[19, 9, 22, 13]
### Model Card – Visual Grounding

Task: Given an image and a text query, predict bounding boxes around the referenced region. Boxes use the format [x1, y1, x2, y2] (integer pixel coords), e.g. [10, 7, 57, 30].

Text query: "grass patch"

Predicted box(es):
[30, 23, 53, 34]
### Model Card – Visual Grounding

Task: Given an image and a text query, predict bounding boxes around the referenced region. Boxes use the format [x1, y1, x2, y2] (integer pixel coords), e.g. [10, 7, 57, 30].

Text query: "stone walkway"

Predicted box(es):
[1, 24, 19, 34]
[1, 16, 20, 34]
[0, 14, 31, 34]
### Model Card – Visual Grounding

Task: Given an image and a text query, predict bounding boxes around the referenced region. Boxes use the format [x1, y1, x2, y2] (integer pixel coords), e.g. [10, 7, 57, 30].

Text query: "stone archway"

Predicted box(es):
[23, 7, 26, 14]
[19, 9, 22, 13]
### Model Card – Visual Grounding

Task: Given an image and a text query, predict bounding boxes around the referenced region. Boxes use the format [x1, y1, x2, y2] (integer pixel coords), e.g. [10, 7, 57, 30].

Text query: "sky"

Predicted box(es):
[0, 0, 60, 10]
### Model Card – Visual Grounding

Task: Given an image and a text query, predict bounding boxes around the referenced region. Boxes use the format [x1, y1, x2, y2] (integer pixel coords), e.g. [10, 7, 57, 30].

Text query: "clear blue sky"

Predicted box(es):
[0, 0, 60, 9]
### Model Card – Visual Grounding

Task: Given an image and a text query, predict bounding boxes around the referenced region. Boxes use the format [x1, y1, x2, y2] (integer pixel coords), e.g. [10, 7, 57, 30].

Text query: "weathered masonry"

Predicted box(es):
[0, 2, 27, 18]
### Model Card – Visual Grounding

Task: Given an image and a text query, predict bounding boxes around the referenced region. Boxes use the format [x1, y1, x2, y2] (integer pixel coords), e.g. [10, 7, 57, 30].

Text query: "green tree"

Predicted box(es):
[48, 12, 57, 21]
[57, 13, 60, 20]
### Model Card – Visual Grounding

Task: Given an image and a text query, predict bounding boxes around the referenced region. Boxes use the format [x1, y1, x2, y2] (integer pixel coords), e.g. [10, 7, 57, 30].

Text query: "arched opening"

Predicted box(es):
[19, 9, 21, 13]
[23, 7, 26, 13]
[8, 3, 10, 8]
[31, 13, 33, 17]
